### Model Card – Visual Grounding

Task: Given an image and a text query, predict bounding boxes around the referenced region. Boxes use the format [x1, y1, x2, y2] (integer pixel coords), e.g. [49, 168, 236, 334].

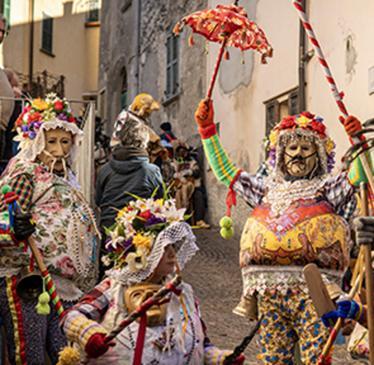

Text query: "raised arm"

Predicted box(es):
[194, 99, 240, 188]
[194, 99, 265, 208]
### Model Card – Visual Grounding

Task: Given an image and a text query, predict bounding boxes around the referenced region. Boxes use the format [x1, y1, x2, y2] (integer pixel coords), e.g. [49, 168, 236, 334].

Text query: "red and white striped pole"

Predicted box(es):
[292, 0, 373, 191]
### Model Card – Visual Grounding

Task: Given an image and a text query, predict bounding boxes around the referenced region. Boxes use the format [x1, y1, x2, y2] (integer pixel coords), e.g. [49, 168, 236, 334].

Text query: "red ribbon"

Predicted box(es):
[133, 314, 147, 365]
[225, 170, 242, 217]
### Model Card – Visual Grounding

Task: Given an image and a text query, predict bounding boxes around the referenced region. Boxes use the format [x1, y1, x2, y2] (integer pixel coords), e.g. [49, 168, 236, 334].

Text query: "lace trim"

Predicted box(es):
[242, 265, 343, 296]
[263, 175, 327, 215]
[16, 120, 83, 163]
[107, 222, 198, 286]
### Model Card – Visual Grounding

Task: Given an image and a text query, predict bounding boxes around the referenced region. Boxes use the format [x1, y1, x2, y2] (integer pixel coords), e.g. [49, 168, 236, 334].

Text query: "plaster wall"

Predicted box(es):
[3, 0, 100, 103]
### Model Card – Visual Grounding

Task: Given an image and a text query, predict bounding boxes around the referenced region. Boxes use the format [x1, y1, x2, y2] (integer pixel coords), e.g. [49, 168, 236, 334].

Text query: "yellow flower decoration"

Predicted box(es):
[269, 130, 278, 147]
[325, 138, 335, 154]
[296, 115, 310, 128]
[32, 98, 49, 111]
[117, 207, 128, 219]
[133, 233, 153, 251]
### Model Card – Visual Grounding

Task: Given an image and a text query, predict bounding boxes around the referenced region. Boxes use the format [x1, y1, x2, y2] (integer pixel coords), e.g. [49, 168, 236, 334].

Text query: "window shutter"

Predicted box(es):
[265, 100, 280, 135]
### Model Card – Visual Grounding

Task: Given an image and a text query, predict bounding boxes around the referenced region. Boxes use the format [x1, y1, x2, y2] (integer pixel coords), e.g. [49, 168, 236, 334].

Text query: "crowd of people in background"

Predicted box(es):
[95, 92, 210, 240]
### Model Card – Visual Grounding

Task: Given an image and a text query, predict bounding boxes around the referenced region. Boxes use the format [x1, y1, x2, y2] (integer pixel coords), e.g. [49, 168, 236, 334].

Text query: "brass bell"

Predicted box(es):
[16, 268, 43, 302]
[232, 294, 258, 320]
[326, 282, 342, 301]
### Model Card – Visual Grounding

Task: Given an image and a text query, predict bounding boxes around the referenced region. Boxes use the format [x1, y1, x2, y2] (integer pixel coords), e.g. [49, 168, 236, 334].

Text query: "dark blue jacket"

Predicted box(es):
[95, 156, 163, 229]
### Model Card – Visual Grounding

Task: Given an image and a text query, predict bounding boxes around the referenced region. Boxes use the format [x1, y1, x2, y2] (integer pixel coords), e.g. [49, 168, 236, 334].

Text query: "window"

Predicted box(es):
[264, 88, 299, 135]
[86, 0, 99, 23]
[265, 100, 280, 136]
[41, 14, 53, 54]
[120, 68, 128, 110]
[165, 30, 179, 100]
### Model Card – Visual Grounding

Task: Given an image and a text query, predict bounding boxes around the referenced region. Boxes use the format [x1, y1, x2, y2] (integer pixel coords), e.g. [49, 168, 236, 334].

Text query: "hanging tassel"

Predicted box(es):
[219, 170, 242, 239]
[36, 277, 51, 315]
[241, 51, 245, 65]
[57, 346, 81, 365]
[224, 49, 230, 60]
[188, 34, 195, 47]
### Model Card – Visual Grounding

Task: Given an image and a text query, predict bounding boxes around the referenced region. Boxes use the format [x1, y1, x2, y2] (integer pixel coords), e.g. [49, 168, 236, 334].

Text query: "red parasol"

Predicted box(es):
[173, 3, 273, 99]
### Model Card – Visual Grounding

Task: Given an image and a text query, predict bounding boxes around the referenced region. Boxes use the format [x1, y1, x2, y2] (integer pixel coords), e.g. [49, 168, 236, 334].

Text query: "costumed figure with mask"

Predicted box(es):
[60, 197, 245, 365]
[110, 93, 161, 150]
[194, 99, 360, 364]
[0, 94, 100, 365]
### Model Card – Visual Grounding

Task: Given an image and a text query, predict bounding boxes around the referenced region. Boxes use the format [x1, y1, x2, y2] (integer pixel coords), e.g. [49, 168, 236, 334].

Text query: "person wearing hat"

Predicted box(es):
[0, 94, 100, 365]
[96, 117, 164, 232]
[171, 141, 210, 229]
[60, 196, 244, 365]
[160, 121, 177, 145]
[194, 98, 360, 364]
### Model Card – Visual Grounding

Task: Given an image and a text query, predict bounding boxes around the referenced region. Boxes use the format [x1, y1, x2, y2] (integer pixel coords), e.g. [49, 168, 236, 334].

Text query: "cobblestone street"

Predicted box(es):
[183, 228, 368, 364]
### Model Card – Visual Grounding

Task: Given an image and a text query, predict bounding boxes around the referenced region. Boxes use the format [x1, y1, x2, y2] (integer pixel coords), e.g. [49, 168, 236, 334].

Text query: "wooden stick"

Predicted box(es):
[320, 274, 361, 359]
[360, 183, 374, 364]
[105, 275, 182, 342]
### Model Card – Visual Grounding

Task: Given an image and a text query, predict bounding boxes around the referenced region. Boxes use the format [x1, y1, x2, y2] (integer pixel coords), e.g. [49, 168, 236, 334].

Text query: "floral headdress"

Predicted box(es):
[267, 112, 336, 174]
[104, 197, 198, 285]
[14, 93, 83, 161]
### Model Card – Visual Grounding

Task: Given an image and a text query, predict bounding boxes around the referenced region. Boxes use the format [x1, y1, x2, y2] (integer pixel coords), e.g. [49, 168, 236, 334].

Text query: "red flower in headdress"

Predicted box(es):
[54, 100, 64, 112]
[29, 111, 42, 122]
[300, 111, 315, 120]
[279, 116, 297, 130]
[308, 121, 326, 137]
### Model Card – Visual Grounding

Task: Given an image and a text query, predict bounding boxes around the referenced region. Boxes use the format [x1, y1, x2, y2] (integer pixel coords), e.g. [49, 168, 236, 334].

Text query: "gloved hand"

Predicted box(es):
[354, 216, 374, 247]
[224, 353, 245, 365]
[13, 212, 35, 241]
[339, 115, 362, 138]
[85, 332, 115, 358]
[321, 300, 362, 327]
[195, 98, 214, 128]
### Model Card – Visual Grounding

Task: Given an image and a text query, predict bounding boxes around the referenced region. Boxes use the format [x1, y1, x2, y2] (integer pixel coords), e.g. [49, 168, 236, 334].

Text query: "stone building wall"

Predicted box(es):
[138, 0, 207, 140]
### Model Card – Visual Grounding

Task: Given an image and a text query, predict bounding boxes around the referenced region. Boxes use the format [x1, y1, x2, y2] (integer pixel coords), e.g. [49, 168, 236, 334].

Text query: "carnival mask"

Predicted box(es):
[38, 128, 73, 175]
[124, 283, 167, 327]
[283, 137, 318, 178]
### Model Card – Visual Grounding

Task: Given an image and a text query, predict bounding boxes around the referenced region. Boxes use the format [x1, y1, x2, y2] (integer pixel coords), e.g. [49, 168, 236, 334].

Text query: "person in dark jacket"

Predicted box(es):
[96, 118, 164, 231]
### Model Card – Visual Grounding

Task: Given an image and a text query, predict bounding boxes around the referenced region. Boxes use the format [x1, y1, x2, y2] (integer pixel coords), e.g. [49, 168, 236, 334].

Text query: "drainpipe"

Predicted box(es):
[28, 0, 34, 91]
[298, 0, 306, 112]
[136, 0, 141, 94]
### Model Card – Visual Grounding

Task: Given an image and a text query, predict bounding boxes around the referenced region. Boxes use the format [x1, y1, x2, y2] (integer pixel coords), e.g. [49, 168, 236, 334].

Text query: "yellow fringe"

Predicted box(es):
[57, 346, 81, 365]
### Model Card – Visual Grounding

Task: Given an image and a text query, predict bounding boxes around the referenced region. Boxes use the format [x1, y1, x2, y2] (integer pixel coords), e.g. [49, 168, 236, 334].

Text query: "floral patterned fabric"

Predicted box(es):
[257, 288, 330, 365]
[240, 199, 350, 270]
[1, 158, 99, 301]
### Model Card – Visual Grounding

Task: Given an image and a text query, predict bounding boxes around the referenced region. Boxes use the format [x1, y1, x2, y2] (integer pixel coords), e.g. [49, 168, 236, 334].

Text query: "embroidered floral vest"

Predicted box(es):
[0, 159, 99, 301]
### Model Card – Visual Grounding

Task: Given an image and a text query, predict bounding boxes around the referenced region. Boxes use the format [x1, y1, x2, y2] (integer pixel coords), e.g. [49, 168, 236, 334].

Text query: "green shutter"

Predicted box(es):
[4, 0, 10, 24]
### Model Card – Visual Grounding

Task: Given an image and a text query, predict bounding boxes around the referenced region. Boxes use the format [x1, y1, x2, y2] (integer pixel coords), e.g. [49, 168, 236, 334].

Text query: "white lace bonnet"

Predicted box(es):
[104, 198, 199, 286]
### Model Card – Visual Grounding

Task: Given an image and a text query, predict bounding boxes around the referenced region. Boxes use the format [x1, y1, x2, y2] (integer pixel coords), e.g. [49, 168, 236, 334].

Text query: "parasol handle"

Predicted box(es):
[207, 38, 228, 99]
[359, 183, 374, 364]
[292, 0, 374, 193]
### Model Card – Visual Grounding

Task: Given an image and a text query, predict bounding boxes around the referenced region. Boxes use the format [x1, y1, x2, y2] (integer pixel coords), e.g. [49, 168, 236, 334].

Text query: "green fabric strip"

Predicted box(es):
[202, 134, 239, 188]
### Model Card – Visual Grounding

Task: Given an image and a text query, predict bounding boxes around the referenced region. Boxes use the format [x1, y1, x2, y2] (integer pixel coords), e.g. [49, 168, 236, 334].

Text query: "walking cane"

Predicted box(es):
[359, 183, 374, 364]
